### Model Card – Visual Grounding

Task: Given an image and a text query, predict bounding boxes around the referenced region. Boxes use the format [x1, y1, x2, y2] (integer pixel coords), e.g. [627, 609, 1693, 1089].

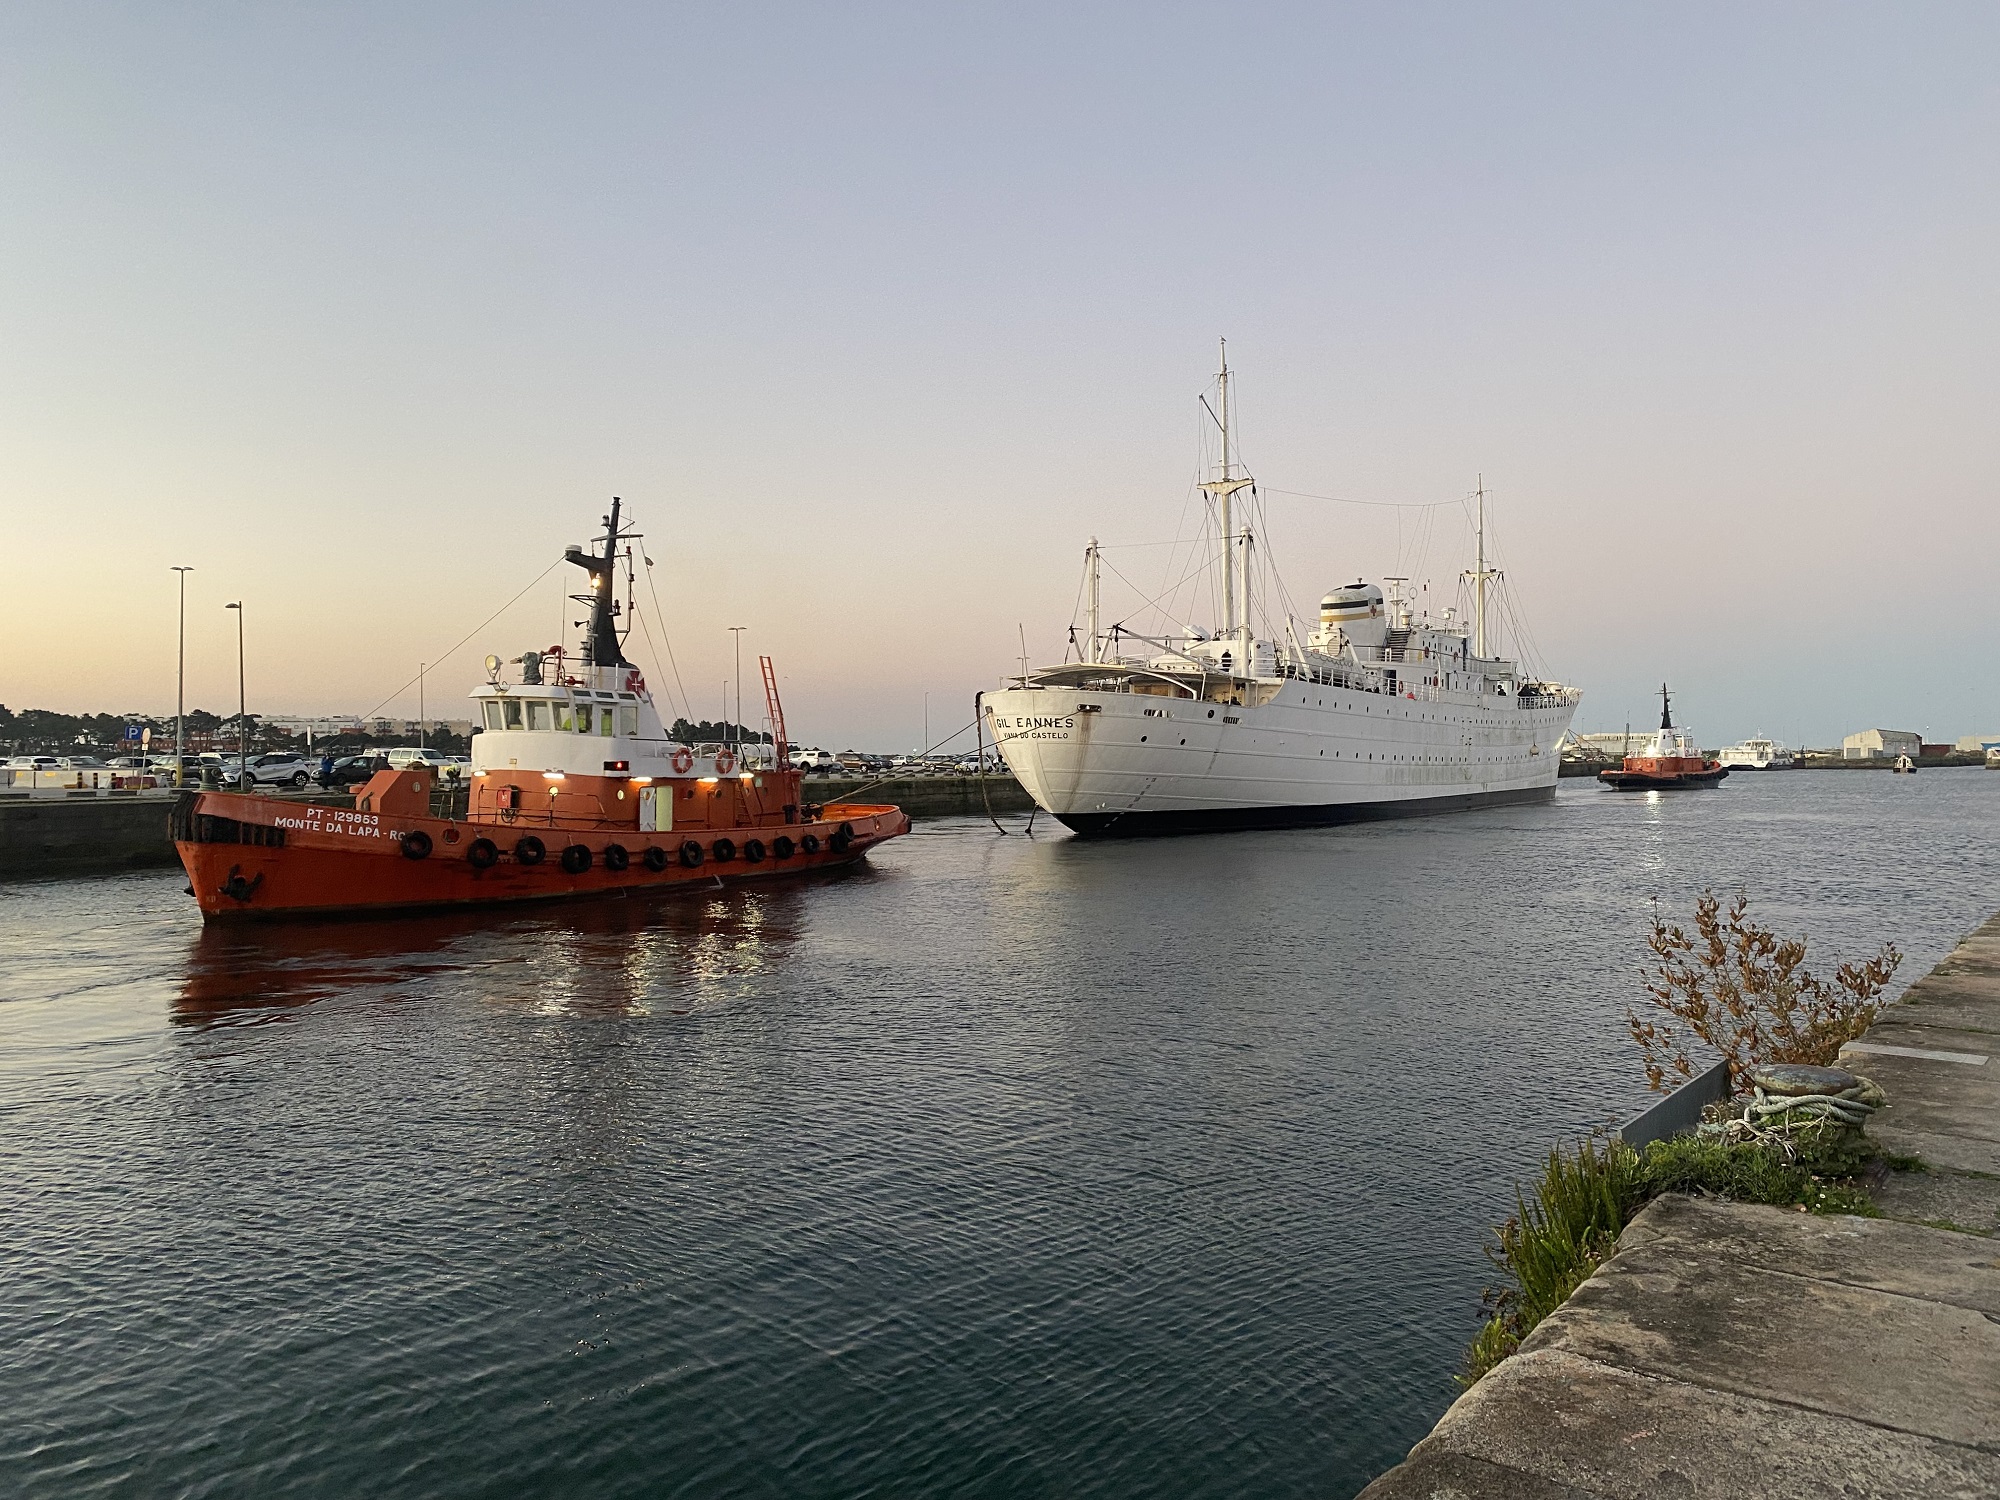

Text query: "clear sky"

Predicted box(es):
[3, 4, 1995, 751]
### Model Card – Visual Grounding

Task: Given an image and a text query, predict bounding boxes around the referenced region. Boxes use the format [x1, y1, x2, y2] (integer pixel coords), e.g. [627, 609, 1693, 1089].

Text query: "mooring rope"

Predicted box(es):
[1700, 1074, 1885, 1149]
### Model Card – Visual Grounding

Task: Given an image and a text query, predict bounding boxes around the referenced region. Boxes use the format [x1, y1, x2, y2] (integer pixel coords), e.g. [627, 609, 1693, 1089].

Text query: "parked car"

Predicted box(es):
[8, 755, 61, 772]
[327, 754, 392, 786]
[56, 756, 113, 771]
[232, 752, 316, 787]
[384, 746, 455, 773]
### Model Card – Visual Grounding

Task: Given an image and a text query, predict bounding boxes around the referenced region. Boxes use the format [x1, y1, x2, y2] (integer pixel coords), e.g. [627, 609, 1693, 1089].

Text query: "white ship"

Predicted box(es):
[984, 349, 1581, 835]
[1716, 736, 1795, 770]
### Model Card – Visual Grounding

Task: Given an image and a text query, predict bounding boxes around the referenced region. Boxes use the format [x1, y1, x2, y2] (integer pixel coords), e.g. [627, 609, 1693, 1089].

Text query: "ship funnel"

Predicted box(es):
[1321, 582, 1386, 650]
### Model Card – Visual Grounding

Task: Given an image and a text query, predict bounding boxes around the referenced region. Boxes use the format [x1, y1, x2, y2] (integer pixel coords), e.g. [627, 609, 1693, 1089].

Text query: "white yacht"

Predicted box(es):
[1717, 736, 1795, 770]
[983, 348, 1581, 835]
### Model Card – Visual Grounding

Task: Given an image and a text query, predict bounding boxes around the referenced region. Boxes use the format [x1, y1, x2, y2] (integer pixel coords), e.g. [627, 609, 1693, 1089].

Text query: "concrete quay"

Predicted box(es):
[0, 776, 1036, 879]
[1361, 910, 2000, 1500]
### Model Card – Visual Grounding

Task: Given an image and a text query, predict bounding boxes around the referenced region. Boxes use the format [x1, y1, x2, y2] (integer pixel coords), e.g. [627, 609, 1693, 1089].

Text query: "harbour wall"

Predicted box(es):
[0, 795, 184, 878]
[1360, 909, 2000, 1498]
[813, 775, 1036, 819]
[0, 776, 1037, 880]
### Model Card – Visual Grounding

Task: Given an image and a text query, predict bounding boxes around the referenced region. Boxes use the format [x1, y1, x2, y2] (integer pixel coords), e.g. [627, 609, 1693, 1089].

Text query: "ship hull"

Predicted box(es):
[1054, 782, 1554, 837]
[173, 791, 910, 921]
[1597, 766, 1729, 790]
[986, 679, 1577, 838]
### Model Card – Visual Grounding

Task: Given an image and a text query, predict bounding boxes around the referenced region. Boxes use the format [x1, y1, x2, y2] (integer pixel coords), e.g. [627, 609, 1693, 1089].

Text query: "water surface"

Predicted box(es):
[4, 770, 1996, 1498]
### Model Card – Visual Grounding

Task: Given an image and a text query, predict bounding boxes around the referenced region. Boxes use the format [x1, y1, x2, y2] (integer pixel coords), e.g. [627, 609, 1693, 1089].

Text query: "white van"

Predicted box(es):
[384, 746, 456, 774]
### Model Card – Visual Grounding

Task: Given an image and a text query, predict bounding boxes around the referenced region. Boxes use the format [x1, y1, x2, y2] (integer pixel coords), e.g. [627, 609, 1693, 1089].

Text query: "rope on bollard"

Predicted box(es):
[1698, 1071, 1885, 1152]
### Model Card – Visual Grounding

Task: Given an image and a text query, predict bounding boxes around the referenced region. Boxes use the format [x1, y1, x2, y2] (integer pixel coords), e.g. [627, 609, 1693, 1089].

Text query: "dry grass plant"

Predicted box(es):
[1626, 890, 1900, 1093]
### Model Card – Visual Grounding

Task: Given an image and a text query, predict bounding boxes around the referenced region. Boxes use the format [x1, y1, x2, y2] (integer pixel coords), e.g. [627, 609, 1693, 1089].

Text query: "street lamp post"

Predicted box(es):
[729, 626, 747, 753]
[172, 567, 193, 785]
[225, 602, 245, 786]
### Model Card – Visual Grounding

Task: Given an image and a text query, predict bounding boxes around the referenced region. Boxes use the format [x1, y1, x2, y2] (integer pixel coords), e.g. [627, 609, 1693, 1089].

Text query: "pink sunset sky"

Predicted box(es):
[3, 4, 1994, 752]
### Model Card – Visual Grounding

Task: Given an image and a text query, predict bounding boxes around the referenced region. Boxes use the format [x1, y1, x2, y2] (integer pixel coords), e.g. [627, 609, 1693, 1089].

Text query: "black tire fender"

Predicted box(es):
[743, 839, 765, 863]
[401, 830, 433, 860]
[561, 844, 592, 874]
[642, 845, 668, 872]
[679, 840, 704, 868]
[771, 836, 795, 859]
[711, 838, 736, 863]
[514, 835, 546, 866]
[603, 843, 629, 872]
[467, 837, 499, 869]
[800, 833, 821, 855]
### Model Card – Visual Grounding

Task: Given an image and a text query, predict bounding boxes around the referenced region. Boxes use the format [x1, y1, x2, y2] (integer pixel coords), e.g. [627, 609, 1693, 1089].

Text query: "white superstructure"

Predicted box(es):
[984, 348, 1580, 835]
[1717, 736, 1794, 770]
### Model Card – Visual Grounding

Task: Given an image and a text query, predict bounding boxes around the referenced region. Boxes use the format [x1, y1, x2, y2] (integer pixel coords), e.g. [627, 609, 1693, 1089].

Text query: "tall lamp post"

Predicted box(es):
[729, 626, 746, 753]
[225, 602, 245, 787]
[172, 566, 193, 785]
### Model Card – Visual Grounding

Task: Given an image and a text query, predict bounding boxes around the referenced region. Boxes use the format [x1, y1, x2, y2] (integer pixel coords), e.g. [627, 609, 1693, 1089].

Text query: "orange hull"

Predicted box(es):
[173, 788, 909, 920]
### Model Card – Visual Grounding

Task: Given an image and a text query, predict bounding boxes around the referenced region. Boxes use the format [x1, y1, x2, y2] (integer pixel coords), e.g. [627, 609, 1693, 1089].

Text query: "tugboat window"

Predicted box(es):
[552, 702, 574, 732]
[483, 702, 505, 732]
[525, 701, 549, 731]
[502, 699, 522, 730]
[574, 705, 593, 734]
[619, 707, 639, 736]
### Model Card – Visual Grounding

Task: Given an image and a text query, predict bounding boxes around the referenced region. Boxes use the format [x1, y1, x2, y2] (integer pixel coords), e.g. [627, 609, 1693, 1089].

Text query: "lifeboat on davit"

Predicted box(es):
[1597, 684, 1729, 791]
[172, 499, 908, 920]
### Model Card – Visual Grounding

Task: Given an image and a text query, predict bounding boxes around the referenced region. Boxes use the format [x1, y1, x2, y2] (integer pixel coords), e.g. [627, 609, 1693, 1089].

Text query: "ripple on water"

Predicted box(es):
[2, 771, 1997, 1498]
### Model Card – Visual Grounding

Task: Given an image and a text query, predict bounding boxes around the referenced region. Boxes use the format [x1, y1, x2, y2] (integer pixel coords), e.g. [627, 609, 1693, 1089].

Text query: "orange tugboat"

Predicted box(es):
[174, 500, 908, 920]
[1597, 685, 1729, 791]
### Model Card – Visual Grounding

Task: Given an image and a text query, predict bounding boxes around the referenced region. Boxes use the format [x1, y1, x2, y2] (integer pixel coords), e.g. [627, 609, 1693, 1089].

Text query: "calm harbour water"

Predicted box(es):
[4, 770, 1998, 1499]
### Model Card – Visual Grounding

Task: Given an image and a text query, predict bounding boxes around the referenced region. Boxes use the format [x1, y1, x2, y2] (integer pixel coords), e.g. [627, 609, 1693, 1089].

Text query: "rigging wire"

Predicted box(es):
[358, 556, 565, 724]
[640, 553, 694, 729]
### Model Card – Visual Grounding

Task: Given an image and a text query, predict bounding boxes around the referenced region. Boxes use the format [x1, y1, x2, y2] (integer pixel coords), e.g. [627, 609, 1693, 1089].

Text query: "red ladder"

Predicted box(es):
[758, 655, 789, 762]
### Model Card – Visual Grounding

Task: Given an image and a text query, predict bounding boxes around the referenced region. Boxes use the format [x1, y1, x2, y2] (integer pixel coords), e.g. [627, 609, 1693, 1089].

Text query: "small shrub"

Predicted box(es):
[1626, 890, 1901, 1092]
[1463, 1137, 1642, 1385]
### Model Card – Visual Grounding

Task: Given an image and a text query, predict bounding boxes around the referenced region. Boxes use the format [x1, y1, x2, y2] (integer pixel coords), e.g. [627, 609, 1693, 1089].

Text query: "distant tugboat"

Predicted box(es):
[1892, 753, 1917, 775]
[1598, 685, 1728, 791]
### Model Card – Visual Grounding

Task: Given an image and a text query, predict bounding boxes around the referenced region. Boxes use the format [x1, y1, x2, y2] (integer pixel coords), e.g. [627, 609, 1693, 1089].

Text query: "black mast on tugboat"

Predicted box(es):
[565, 497, 640, 668]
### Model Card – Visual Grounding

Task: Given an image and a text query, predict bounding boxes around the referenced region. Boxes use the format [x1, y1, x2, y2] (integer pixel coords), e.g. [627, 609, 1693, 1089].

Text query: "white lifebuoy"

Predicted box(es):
[671, 747, 694, 775]
[714, 750, 736, 776]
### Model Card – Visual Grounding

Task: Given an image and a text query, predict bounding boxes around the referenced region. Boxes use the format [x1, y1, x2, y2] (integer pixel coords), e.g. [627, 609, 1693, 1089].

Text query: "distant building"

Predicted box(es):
[1842, 728, 1921, 760]
[1956, 733, 2000, 754]
[1567, 731, 1646, 758]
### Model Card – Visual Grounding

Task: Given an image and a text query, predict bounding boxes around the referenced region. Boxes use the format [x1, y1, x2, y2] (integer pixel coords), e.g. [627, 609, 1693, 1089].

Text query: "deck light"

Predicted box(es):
[543, 771, 565, 780]
[629, 776, 653, 785]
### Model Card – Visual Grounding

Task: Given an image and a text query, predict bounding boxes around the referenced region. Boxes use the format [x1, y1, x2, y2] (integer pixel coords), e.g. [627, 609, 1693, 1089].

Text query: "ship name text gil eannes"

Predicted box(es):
[174, 500, 908, 919]
[984, 348, 1581, 835]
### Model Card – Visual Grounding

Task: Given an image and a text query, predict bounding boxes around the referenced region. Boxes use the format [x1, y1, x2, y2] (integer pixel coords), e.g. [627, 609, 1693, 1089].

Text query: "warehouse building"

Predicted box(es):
[1842, 728, 1922, 760]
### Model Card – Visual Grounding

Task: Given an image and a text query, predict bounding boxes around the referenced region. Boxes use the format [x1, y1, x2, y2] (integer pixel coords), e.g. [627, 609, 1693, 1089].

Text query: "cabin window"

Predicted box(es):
[552, 701, 574, 732]
[619, 707, 637, 735]
[502, 698, 522, 730]
[574, 704, 593, 733]
[526, 701, 549, 731]
[483, 701, 505, 732]
[601, 710, 616, 737]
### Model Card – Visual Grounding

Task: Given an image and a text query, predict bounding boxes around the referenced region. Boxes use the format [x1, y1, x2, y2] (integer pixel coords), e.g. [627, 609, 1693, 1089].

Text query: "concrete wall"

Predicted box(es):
[807, 774, 1036, 819]
[1, 775, 1039, 881]
[0, 797, 182, 879]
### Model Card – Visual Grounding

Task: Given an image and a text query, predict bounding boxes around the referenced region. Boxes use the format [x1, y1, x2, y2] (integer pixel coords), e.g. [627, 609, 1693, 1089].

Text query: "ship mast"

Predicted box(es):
[1085, 537, 1102, 663]
[565, 496, 638, 669]
[1463, 475, 1501, 659]
[1200, 339, 1254, 643]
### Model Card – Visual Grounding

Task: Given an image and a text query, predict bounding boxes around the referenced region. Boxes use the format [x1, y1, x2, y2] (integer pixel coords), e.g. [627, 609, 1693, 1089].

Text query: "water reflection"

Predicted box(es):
[172, 879, 820, 1028]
